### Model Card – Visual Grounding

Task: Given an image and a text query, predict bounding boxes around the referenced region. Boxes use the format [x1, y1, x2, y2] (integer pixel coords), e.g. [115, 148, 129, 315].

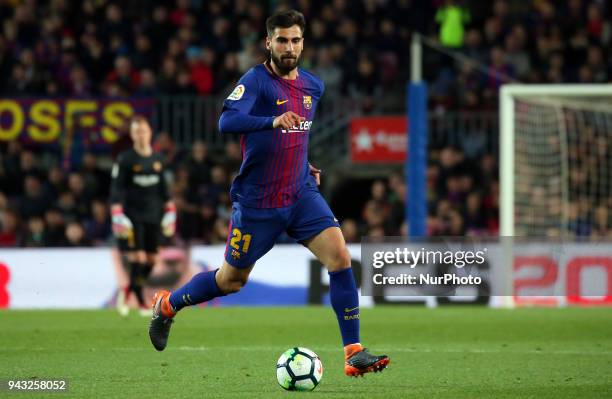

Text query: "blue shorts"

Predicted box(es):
[224, 186, 340, 268]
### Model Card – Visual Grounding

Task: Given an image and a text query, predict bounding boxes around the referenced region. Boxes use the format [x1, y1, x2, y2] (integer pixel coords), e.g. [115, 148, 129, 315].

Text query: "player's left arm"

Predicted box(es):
[219, 70, 276, 134]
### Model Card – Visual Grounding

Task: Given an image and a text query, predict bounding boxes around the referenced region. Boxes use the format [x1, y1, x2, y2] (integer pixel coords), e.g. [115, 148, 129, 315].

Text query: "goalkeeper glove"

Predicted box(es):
[111, 206, 133, 238]
[161, 203, 176, 237]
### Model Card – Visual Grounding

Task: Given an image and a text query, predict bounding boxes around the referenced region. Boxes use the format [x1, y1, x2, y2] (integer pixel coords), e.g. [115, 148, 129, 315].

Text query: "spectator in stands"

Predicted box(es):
[55, 191, 78, 223]
[65, 221, 91, 247]
[68, 65, 92, 96]
[348, 55, 381, 113]
[23, 216, 45, 247]
[106, 56, 141, 93]
[0, 208, 21, 247]
[388, 181, 406, 235]
[81, 153, 110, 198]
[67, 172, 92, 220]
[153, 131, 181, 168]
[362, 200, 387, 235]
[136, 69, 158, 96]
[592, 205, 611, 238]
[463, 192, 487, 235]
[185, 140, 213, 190]
[175, 67, 197, 94]
[44, 207, 67, 247]
[313, 47, 343, 98]
[132, 33, 156, 71]
[340, 219, 359, 243]
[188, 47, 214, 95]
[19, 150, 42, 181]
[172, 165, 200, 242]
[19, 175, 50, 220]
[85, 199, 112, 245]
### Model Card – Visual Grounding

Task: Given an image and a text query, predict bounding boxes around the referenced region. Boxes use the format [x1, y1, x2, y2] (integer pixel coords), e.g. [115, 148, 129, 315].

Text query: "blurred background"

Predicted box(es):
[0, 0, 611, 309]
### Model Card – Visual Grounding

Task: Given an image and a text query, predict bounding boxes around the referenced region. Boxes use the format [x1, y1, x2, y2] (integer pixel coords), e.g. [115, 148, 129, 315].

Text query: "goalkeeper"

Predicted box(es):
[110, 115, 176, 316]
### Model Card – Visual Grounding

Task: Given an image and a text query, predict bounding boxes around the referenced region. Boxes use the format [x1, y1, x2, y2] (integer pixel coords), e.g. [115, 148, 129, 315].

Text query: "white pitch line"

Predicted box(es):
[4, 346, 611, 356]
[107, 346, 612, 356]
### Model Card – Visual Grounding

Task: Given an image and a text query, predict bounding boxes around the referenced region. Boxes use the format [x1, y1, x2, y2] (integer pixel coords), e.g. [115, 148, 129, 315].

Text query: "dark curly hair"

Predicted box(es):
[265, 10, 306, 37]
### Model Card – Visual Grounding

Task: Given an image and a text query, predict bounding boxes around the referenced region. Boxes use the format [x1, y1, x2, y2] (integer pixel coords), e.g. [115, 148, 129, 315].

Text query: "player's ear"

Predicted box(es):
[265, 36, 271, 50]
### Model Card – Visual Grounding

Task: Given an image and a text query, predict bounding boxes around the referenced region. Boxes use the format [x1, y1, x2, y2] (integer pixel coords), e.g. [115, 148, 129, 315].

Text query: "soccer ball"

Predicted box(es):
[276, 347, 323, 391]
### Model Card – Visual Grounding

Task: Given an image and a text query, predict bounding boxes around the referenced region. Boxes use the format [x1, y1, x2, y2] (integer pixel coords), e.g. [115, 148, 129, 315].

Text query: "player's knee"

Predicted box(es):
[327, 247, 352, 272]
[221, 279, 246, 294]
[218, 275, 248, 294]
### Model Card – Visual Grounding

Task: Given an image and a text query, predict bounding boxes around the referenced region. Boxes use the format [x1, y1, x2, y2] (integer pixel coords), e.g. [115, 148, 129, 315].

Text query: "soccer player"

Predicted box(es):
[149, 10, 390, 377]
[111, 115, 176, 316]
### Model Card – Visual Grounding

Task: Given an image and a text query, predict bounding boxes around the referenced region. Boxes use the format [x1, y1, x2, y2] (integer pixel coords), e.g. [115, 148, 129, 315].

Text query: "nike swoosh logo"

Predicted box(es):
[276, 99, 289, 105]
[344, 306, 359, 313]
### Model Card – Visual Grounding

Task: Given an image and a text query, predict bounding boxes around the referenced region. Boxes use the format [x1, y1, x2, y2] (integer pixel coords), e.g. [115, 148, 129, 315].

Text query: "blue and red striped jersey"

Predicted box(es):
[219, 61, 324, 208]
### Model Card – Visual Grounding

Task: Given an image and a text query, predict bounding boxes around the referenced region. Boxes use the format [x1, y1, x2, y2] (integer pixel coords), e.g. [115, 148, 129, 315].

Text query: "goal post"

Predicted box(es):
[500, 84, 612, 238]
[498, 84, 612, 307]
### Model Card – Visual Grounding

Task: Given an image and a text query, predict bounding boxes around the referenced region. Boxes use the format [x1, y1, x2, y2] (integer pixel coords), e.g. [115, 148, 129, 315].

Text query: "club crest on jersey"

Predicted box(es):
[227, 84, 245, 100]
[303, 95, 312, 109]
[153, 161, 162, 172]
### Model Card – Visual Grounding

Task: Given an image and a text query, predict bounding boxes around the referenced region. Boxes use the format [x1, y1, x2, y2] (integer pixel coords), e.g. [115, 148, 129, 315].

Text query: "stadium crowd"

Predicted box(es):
[1, 0, 611, 246]
[2, 1, 609, 109]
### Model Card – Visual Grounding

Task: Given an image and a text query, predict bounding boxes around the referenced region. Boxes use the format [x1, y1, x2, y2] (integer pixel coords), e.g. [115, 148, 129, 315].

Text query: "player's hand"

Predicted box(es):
[273, 111, 305, 130]
[309, 163, 321, 186]
[161, 202, 177, 237]
[111, 206, 133, 238]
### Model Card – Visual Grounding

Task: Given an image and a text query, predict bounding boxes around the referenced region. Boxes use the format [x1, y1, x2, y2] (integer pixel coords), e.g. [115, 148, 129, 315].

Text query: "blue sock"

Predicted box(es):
[169, 269, 225, 311]
[329, 267, 360, 346]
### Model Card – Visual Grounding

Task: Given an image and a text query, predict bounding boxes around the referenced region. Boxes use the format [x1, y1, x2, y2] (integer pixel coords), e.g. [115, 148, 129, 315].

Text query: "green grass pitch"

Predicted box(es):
[1, 307, 611, 398]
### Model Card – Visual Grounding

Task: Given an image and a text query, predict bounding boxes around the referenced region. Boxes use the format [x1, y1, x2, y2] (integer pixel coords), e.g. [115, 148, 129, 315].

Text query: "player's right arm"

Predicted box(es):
[110, 154, 133, 238]
[218, 69, 303, 133]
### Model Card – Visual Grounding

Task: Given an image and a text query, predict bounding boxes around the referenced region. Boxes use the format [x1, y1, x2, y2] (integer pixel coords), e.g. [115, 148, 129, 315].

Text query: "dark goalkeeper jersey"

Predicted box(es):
[110, 149, 169, 223]
[218, 61, 324, 209]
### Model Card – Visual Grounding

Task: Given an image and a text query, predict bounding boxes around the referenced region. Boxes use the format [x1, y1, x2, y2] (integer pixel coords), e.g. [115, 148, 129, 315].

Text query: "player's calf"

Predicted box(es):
[147, 264, 250, 351]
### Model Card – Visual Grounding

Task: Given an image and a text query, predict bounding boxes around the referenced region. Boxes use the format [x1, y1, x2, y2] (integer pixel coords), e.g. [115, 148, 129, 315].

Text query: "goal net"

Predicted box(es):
[500, 85, 612, 238]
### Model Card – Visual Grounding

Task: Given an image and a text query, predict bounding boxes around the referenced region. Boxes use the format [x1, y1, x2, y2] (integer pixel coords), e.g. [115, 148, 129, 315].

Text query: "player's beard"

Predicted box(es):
[270, 51, 299, 75]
